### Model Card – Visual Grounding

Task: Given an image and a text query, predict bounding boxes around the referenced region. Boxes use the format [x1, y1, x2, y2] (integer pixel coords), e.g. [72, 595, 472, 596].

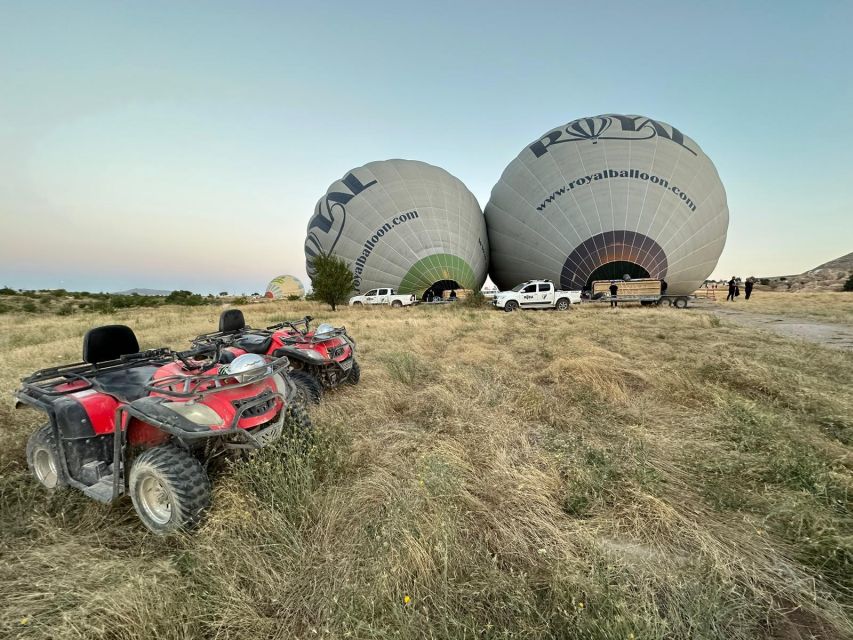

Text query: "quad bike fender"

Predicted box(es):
[274, 346, 335, 366]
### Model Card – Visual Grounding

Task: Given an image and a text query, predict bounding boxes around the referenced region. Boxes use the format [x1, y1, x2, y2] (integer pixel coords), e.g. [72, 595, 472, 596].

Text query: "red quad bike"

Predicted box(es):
[192, 310, 360, 404]
[14, 324, 311, 534]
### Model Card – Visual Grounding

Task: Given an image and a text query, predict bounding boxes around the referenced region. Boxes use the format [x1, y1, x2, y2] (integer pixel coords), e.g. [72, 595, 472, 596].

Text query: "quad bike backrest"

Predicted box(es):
[219, 309, 246, 333]
[83, 325, 140, 364]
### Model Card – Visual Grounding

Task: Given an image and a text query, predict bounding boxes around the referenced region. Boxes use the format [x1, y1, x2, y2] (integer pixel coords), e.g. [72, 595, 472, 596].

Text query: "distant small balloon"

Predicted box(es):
[265, 275, 305, 299]
[485, 114, 729, 295]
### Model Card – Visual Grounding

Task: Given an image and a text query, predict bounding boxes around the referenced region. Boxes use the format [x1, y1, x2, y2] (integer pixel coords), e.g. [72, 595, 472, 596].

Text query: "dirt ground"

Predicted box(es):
[699, 300, 853, 351]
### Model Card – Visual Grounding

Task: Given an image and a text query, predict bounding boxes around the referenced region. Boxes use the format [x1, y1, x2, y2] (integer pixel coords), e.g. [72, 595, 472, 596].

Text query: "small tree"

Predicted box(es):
[844, 273, 853, 292]
[310, 253, 355, 311]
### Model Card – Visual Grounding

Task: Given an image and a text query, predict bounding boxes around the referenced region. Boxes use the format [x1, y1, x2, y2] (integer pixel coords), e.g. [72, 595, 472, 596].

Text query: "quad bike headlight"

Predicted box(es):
[225, 353, 271, 383]
[297, 349, 326, 361]
[163, 402, 222, 426]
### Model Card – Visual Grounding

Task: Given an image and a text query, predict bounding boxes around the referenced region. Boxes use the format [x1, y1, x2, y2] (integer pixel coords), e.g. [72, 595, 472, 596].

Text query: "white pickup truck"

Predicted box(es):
[493, 280, 581, 312]
[349, 287, 417, 308]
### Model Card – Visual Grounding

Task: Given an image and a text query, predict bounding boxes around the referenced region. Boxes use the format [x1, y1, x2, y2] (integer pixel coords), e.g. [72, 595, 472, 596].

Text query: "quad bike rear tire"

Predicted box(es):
[129, 445, 211, 535]
[504, 300, 519, 312]
[391, 300, 402, 308]
[289, 370, 323, 405]
[347, 359, 361, 384]
[27, 424, 68, 490]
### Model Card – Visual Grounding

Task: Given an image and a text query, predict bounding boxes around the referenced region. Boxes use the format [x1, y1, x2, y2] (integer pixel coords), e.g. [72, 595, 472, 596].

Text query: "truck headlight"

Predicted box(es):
[163, 402, 222, 426]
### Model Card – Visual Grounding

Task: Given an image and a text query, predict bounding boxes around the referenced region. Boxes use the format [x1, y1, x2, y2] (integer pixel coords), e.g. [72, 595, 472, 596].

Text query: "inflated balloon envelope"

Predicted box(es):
[305, 159, 489, 297]
[485, 114, 729, 296]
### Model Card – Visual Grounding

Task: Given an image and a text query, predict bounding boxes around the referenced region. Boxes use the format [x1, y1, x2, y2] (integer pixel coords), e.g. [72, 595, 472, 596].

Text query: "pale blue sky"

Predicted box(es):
[1, 1, 850, 293]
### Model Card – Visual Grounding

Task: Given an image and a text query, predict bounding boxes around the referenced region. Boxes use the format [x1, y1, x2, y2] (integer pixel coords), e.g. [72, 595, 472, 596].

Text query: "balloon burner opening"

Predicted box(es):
[585, 262, 650, 289]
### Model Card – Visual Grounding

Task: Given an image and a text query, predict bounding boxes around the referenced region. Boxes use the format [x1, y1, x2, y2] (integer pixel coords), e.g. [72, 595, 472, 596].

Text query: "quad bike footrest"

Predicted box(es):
[82, 475, 119, 503]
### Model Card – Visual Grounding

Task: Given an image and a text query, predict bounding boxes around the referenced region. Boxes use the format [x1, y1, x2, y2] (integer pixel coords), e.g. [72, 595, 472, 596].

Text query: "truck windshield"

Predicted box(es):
[511, 283, 528, 292]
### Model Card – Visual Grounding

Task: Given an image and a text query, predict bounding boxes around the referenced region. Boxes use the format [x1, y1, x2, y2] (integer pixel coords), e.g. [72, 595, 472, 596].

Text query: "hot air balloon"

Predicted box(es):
[304, 159, 489, 298]
[265, 275, 305, 299]
[485, 114, 729, 295]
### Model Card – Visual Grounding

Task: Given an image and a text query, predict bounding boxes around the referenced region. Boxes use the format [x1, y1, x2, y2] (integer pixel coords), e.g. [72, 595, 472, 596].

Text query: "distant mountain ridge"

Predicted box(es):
[113, 288, 172, 296]
[762, 251, 853, 291]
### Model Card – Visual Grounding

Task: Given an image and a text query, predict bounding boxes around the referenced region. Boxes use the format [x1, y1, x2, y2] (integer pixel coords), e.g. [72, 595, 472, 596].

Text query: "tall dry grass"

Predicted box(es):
[0, 301, 851, 639]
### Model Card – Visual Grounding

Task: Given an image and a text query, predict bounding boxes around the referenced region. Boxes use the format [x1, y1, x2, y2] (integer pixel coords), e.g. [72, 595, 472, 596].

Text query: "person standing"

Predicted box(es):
[744, 278, 754, 300]
[609, 281, 618, 308]
[727, 277, 737, 301]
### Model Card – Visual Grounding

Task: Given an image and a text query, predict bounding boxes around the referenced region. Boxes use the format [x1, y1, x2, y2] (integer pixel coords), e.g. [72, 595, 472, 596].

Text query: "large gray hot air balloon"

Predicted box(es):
[305, 159, 489, 297]
[485, 114, 728, 295]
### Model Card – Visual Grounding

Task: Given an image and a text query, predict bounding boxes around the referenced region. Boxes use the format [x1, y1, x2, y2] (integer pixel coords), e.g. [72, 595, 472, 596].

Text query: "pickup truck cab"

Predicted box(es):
[349, 288, 416, 308]
[493, 280, 581, 312]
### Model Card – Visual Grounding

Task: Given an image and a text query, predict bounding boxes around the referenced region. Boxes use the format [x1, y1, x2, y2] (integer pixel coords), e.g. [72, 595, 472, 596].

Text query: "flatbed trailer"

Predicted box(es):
[586, 279, 693, 308]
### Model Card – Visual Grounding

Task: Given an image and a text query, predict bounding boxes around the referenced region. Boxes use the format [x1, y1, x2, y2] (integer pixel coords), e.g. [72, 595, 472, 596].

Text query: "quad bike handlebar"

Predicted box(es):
[266, 315, 312, 334]
[146, 354, 290, 400]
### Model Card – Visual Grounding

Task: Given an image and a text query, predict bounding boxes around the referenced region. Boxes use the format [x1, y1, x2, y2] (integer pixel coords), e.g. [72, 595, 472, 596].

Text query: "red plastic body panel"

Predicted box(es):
[54, 360, 282, 439]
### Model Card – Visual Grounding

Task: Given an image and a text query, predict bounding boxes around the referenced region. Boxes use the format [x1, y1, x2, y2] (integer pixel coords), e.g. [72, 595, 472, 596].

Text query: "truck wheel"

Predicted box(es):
[27, 424, 68, 490]
[348, 359, 361, 384]
[352, 301, 363, 307]
[289, 370, 323, 404]
[504, 300, 519, 312]
[129, 445, 211, 535]
[658, 298, 672, 307]
[556, 298, 570, 311]
[391, 300, 402, 308]
[674, 297, 689, 309]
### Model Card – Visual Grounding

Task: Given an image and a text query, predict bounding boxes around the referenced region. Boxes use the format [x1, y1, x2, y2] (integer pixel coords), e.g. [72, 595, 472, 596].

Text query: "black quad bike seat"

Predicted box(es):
[233, 334, 272, 355]
[82, 325, 156, 402]
[219, 309, 246, 333]
[93, 366, 159, 402]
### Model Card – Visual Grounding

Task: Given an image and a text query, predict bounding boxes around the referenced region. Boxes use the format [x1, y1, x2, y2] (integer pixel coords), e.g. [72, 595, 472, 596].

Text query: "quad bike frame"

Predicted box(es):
[193, 313, 360, 393]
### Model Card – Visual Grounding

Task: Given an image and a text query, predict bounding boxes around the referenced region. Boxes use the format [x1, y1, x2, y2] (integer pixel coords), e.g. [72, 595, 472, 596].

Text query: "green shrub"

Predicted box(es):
[166, 290, 206, 306]
[0, 286, 17, 295]
[56, 303, 75, 316]
[844, 274, 853, 292]
[22, 301, 38, 312]
[232, 296, 248, 305]
[287, 294, 301, 301]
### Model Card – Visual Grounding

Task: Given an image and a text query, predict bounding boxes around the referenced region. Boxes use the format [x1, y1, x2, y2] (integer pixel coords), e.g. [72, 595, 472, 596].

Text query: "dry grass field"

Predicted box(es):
[699, 290, 853, 325]
[1, 300, 851, 639]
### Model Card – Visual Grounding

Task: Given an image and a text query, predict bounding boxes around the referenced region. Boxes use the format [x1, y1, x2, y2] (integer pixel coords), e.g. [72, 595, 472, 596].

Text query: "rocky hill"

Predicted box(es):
[760, 252, 853, 291]
[113, 288, 171, 296]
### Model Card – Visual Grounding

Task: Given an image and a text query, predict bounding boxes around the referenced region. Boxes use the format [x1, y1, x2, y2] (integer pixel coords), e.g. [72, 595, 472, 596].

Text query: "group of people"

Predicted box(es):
[726, 277, 754, 301]
[425, 289, 457, 302]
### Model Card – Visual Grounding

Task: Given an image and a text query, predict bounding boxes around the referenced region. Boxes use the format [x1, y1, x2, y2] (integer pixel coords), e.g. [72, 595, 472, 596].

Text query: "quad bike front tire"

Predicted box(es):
[129, 445, 211, 535]
[289, 369, 323, 405]
[283, 404, 314, 452]
[504, 300, 519, 312]
[27, 424, 68, 490]
[347, 359, 361, 384]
